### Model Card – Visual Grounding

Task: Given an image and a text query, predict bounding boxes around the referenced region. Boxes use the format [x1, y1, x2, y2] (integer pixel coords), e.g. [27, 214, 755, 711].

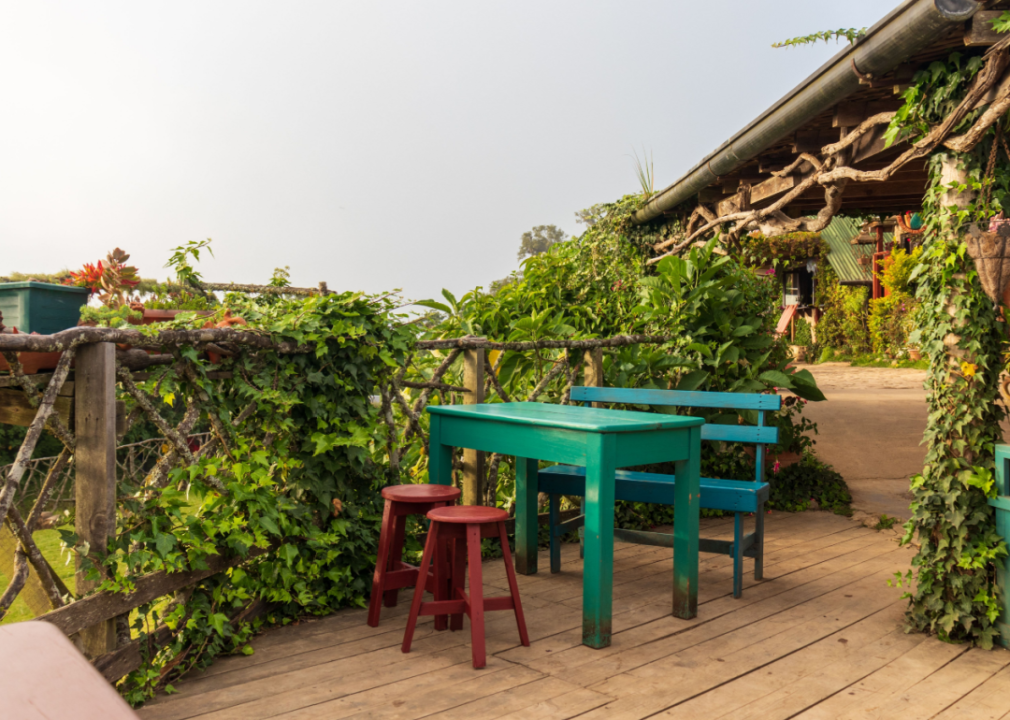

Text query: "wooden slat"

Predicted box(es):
[965, 11, 1003, 47]
[36, 546, 268, 637]
[570, 386, 782, 411]
[0, 388, 72, 427]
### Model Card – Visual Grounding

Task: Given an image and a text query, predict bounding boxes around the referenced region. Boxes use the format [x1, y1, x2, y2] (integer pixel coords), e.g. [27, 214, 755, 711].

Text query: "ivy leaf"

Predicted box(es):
[676, 370, 709, 391]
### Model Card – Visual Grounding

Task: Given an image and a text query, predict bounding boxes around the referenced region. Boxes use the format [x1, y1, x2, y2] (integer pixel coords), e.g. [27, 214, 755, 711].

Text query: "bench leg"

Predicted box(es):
[549, 493, 561, 574]
[516, 458, 540, 575]
[672, 426, 701, 619]
[754, 502, 765, 581]
[579, 497, 585, 560]
[733, 512, 743, 599]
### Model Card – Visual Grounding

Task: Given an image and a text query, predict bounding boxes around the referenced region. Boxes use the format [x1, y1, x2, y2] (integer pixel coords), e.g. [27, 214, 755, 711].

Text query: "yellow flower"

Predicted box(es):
[961, 361, 977, 378]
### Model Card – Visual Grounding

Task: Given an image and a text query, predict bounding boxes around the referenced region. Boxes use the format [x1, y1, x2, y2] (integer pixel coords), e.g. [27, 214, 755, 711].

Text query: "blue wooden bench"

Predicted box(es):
[539, 386, 781, 598]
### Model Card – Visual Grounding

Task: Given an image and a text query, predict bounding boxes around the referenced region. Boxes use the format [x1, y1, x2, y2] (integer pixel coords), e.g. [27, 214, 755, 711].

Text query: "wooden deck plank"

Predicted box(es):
[646, 603, 924, 719]
[936, 663, 1010, 719]
[138, 512, 1010, 720]
[791, 639, 969, 719]
[575, 561, 911, 718]
[844, 646, 1010, 719]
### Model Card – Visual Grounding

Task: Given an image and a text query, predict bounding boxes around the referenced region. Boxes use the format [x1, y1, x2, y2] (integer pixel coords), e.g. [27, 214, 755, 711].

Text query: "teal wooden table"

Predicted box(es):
[426, 402, 704, 649]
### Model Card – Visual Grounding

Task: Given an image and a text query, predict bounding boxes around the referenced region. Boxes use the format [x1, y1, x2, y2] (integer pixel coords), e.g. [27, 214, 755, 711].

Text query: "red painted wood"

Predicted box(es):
[402, 509, 531, 668]
[381, 484, 462, 503]
[774, 304, 798, 336]
[467, 523, 487, 668]
[368, 487, 459, 628]
[427, 505, 507, 524]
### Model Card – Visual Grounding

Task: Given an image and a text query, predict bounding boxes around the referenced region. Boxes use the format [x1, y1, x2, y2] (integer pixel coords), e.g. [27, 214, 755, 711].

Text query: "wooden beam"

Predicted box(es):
[698, 187, 723, 203]
[792, 131, 837, 154]
[36, 545, 270, 637]
[583, 349, 603, 409]
[717, 173, 800, 216]
[965, 11, 1003, 47]
[74, 343, 117, 659]
[462, 343, 484, 506]
[0, 389, 72, 428]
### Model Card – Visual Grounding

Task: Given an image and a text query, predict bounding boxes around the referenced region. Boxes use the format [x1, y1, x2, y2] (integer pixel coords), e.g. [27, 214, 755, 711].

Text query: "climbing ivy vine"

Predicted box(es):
[891, 51, 1009, 647]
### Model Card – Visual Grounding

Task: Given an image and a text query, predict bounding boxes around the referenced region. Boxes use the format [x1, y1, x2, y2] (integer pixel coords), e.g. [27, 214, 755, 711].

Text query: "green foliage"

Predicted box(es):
[890, 53, 1009, 647]
[792, 318, 812, 347]
[816, 263, 870, 353]
[879, 246, 923, 296]
[875, 514, 898, 530]
[990, 11, 1010, 34]
[868, 293, 916, 357]
[142, 284, 213, 311]
[78, 291, 414, 702]
[166, 239, 214, 287]
[631, 147, 655, 202]
[739, 232, 829, 270]
[517, 225, 567, 262]
[771, 28, 866, 49]
[768, 458, 851, 515]
[78, 305, 142, 327]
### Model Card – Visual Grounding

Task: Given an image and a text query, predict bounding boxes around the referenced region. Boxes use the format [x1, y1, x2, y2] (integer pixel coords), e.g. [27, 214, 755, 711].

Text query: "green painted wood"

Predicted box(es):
[0, 282, 89, 335]
[701, 424, 778, 444]
[570, 386, 782, 411]
[673, 424, 701, 619]
[427, 414, 453, 486]
[439, 417, 588, 466]
[582, 432, 616, 648]
[996, 444, 1010, 496]
[537, 465, 768, 512]
[428, 401, 703, 433]
[515, 457, 539, 575]
[613, 429, 692, 467]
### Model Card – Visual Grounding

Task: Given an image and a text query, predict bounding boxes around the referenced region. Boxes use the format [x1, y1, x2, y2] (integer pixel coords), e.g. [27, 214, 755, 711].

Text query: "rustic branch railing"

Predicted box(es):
[0, 325, 675, 687]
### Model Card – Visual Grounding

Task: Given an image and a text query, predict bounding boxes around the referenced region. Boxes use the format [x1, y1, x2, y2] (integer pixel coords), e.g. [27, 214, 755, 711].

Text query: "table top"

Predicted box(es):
[427, 401, 703, 433]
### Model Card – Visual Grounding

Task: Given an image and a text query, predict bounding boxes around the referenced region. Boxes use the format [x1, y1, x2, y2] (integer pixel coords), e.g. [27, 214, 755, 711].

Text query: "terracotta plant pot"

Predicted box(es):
[908, 348, 922, 361]
[0, 351, 64, 375]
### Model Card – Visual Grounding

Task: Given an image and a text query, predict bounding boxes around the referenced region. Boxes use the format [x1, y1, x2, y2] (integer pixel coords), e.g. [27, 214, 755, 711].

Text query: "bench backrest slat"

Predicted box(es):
[570, 386, 781, 411]
[702, 425, 778, 444]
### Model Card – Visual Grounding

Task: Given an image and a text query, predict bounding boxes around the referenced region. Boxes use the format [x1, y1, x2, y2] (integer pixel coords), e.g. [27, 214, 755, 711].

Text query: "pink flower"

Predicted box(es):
[773, 460, 781, 474]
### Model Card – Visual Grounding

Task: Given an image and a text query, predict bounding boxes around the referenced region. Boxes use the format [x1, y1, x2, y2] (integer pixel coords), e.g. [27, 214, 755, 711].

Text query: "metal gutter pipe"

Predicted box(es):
[631, 0, 981, 225]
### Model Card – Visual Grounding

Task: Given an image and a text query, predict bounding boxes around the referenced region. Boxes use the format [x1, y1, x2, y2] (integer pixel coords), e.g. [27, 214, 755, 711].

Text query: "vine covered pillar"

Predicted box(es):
[462, 342, 485, 506]
[75, 342, 118, 658]
[906, 153, 1007, 647]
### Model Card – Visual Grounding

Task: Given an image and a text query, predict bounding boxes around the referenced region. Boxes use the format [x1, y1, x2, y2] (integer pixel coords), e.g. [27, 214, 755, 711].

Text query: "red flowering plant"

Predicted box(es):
[64, 248, 141, 308]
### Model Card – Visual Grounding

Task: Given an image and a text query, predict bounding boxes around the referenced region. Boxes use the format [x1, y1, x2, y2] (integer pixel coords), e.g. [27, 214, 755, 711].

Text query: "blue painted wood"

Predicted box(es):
[538, 465, 768, 512]
[570, 386, 782, 411]
[547, 385, 777, 600]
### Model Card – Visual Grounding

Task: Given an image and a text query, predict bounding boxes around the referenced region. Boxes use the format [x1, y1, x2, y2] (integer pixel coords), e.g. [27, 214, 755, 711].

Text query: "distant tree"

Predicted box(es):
[575, 204, 607, 228]
[518, 225, 567, 261]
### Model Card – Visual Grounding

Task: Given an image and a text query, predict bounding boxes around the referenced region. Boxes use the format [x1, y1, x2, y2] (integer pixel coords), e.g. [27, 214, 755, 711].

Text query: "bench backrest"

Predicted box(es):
[570, 385, 781, 483]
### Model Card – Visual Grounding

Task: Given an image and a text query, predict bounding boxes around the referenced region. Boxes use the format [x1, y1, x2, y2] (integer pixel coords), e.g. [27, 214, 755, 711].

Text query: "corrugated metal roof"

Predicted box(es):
[821, 217, 889, 284]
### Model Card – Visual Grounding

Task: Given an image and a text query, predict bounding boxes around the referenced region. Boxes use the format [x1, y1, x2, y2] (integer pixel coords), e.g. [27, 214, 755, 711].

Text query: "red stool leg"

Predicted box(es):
[450, 536, 465, 631]
[466, 523, 487, 669]
[383, 511, 408, 608]
[497, 520, 530, 646]
[367, 498, 396, 627]
[402, 520, 440, 654]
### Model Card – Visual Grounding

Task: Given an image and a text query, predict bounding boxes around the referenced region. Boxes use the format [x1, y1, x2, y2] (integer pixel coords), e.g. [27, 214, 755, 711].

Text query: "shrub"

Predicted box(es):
[768, 458, 851, 514]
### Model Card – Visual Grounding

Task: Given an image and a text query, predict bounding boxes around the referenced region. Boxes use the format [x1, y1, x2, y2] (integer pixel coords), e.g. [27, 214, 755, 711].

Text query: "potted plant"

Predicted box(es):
[789, 317, 813, 363]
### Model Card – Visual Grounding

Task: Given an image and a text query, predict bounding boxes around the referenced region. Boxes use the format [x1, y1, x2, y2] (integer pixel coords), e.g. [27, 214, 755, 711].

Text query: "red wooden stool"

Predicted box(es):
[401, 506, 529, 668]
[367, 484, 461, 628]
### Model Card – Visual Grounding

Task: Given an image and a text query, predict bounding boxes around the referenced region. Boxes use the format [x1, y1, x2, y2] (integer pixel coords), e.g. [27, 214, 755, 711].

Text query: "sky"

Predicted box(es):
[0, 1, 895, 302]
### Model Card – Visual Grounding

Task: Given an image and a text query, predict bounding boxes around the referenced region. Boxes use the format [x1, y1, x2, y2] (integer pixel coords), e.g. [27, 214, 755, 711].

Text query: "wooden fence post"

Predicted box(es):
[462, 342, 485, 506]
[583, 349, 603, 407]
[75, 342, 117, 658]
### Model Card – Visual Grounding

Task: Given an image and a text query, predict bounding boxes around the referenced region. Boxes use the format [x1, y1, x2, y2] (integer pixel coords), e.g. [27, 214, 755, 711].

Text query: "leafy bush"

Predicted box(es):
[868, 293, 916, 356]
[739, 231, 829, 270]
[768, 458, 851, 514]
[816, 263, 870, 353]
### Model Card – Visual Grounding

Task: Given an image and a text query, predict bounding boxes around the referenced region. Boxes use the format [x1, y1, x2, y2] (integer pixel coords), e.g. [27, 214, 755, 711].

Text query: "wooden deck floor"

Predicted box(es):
[138, 512, 1010, 720]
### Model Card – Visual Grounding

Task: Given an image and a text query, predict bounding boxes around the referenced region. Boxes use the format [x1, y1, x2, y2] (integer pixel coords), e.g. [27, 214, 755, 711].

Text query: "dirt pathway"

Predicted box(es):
[797, 362, 928, 522]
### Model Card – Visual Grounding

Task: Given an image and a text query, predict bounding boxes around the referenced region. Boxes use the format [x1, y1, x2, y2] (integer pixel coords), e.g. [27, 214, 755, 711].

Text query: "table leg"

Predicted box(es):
[582, 433, 615, 648]
[427, 415, 453, 485]
[673, 424, 701, 619]
[515, 457, 539, 575]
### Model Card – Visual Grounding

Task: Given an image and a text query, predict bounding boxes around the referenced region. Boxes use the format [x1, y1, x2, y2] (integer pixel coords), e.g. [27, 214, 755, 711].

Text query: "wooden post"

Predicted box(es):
[75, 343, 117, 658]
[462, 342, 485, 506]
[583, 349, 603, 407]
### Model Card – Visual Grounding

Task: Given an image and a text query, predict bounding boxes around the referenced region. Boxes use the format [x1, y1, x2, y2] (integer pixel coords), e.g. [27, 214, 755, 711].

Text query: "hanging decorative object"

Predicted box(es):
[965, 224, 1010, 304]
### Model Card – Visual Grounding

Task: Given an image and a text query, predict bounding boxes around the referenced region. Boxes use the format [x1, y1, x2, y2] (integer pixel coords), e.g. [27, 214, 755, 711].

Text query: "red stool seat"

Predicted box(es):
[402, 504, 529, 668]
[381, 484, 462, 503]
[368, 483, 461, 628]
[427, 506, 508, 524]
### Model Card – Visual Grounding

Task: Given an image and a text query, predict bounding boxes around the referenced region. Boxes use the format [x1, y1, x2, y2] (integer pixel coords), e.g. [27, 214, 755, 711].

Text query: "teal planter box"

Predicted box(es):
[0, 282, 89, 335]
[991, 445, 1010, 648]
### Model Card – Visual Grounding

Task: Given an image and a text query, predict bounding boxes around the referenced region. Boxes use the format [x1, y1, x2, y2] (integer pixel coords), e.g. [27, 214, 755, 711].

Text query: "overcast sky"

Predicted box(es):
[1, 1, 894, 302]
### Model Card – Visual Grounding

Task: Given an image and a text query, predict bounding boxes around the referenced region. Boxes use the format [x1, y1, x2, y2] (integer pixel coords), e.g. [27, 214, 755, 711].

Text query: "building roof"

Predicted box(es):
[632, 0, 1005, 225]
[821, 217, 885, 285]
